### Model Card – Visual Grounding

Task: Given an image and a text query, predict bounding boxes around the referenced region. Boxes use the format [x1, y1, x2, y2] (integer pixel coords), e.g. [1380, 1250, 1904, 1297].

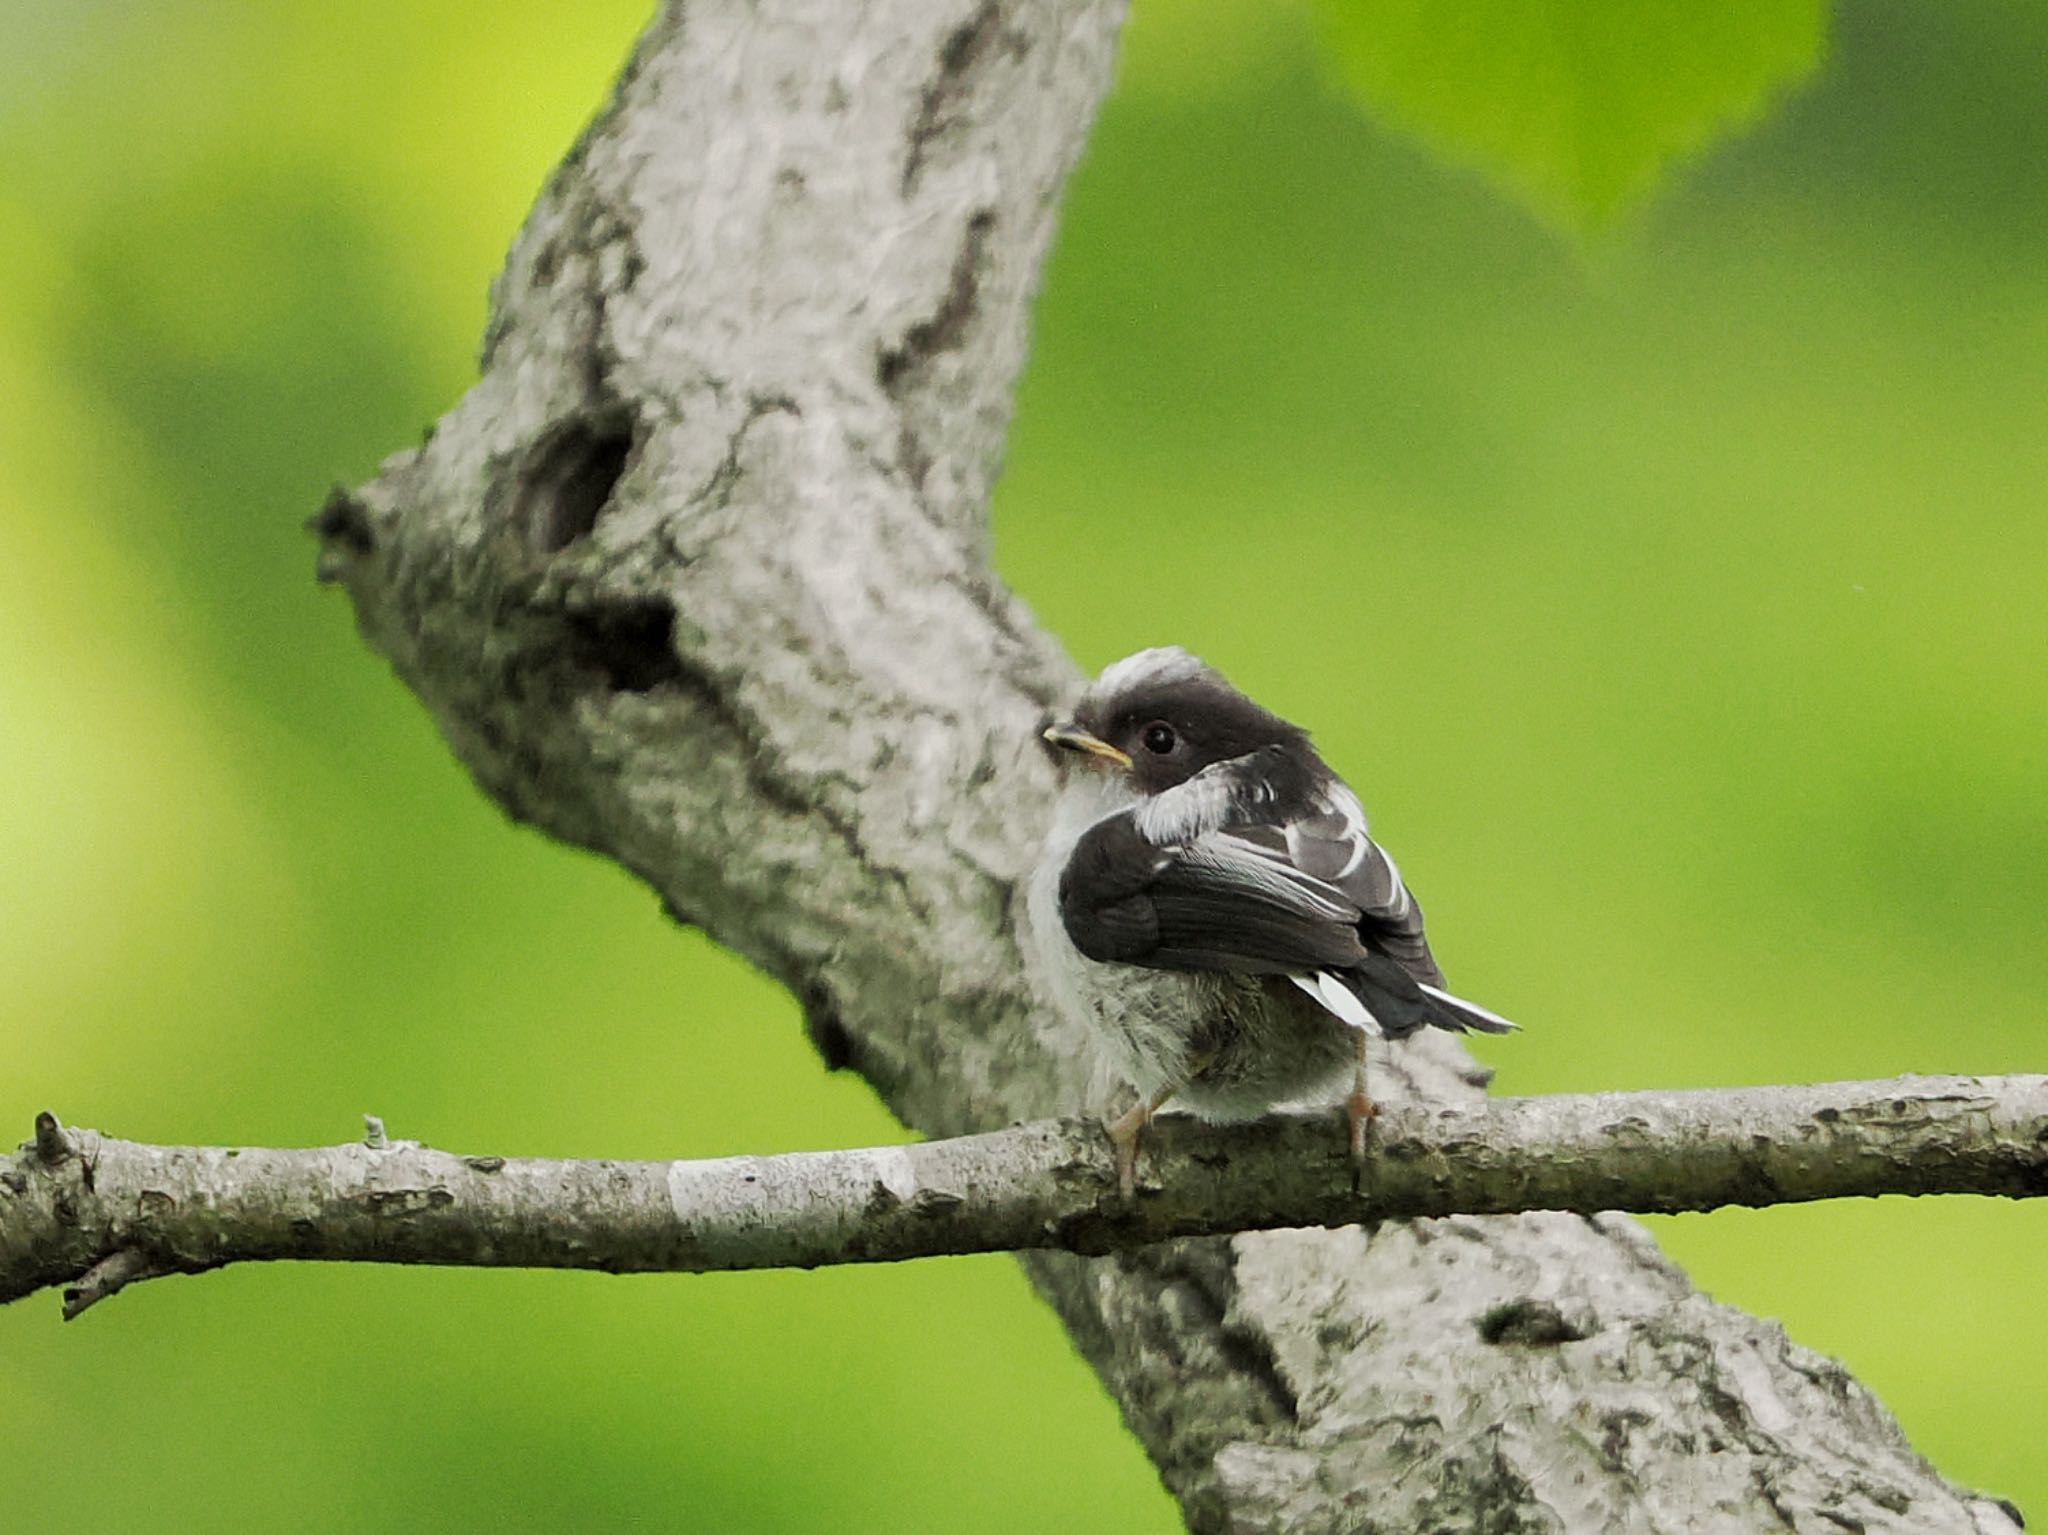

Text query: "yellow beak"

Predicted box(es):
[1042, 722, 1133, 769]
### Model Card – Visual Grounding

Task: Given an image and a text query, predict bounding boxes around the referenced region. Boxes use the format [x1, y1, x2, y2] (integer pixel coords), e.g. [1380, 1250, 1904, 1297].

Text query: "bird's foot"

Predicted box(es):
[1346, 1087, 1380, 1166]
[1104, 1099, 1152, 1198]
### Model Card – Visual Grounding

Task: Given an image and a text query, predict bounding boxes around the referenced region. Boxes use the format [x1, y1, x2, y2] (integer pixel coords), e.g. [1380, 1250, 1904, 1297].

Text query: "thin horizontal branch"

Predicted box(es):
[5, 1074, 2043, 1317]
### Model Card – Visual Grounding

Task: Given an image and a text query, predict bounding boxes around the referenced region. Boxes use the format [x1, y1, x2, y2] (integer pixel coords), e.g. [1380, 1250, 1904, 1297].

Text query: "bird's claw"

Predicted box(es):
[1104, 1100, 1152, 1198]
[1347, 1088, 1379, 1166]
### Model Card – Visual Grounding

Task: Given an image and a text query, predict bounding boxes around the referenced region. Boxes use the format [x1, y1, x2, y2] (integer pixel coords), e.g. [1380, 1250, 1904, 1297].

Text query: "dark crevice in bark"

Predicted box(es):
[903, 1, 1010, 195]
[878, 208, 995, 395]
[1477, 1297, 1593, 1346]
[688, 394, 800, 513]
[880, 208, 996, 495]
[1129, 1240, 1299, 1430]
[1214, 1321, 1300, 1425]
[559, 595, 679, 693]
[520, 415, 636, 553]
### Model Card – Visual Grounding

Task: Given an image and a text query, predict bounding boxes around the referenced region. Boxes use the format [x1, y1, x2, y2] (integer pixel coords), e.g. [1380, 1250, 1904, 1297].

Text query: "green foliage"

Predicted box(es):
[1315, 0, 1828, 229]
[4, 1, 2046, 1530]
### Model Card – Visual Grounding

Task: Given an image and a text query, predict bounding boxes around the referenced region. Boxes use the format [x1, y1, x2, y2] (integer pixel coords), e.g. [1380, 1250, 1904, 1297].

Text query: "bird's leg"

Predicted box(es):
[1347, 1030, 1379, 1165]
[1104, 1083, 1180, 1198]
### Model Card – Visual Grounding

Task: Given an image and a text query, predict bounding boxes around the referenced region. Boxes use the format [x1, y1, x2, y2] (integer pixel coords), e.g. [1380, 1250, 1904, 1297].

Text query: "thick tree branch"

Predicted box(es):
[6, 1076, 2044, 1317]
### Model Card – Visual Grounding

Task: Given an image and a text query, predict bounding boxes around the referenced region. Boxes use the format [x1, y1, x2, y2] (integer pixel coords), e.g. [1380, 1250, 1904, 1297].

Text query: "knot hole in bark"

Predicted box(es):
[518, 414, 635, 554]
[1476, 1297, 1593, 1346]
[562, 596, 682, 695]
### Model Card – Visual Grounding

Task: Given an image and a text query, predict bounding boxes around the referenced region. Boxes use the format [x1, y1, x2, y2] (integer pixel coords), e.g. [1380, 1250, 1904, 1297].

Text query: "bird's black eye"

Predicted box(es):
[1140, 721, 1177, 755]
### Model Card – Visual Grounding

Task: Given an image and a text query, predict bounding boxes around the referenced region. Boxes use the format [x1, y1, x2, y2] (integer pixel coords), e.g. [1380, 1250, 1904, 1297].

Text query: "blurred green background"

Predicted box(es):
[3, 0, 2043, 1527]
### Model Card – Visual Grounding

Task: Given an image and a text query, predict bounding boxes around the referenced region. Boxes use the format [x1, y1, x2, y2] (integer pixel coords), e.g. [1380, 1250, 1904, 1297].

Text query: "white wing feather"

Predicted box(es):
[1289, 971, 1382, 1034]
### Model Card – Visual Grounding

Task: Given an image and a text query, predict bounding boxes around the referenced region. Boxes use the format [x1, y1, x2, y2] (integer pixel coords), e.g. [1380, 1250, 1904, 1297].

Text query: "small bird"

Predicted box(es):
[1028, 647, 1515, 1193]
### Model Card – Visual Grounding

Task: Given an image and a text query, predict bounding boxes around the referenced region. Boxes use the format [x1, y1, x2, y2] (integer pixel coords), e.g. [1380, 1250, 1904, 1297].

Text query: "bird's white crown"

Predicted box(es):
[1088, 646, 1217, 705]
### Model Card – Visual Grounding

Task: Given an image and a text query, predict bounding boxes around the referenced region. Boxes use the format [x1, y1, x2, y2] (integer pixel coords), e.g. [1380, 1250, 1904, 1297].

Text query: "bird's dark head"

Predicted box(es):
[1042, 647, 1311, 795]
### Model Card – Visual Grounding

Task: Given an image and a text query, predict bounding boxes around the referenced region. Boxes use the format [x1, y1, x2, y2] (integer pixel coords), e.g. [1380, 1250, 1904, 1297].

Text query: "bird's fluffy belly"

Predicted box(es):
[1089, 966, 1358, 1120]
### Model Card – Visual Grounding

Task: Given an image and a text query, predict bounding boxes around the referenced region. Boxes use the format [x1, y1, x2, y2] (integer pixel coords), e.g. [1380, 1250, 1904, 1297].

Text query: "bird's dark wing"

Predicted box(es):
[1058, 787, 1519, 1038]
[1057, 810, 1368, 974]
[1279, 783, 1446, 986]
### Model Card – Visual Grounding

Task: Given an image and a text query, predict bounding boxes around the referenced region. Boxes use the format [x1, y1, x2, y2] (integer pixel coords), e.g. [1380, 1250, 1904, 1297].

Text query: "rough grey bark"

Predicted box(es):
[285, 2, 2023, 1530]
[5, 1077, 2045, 1320]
